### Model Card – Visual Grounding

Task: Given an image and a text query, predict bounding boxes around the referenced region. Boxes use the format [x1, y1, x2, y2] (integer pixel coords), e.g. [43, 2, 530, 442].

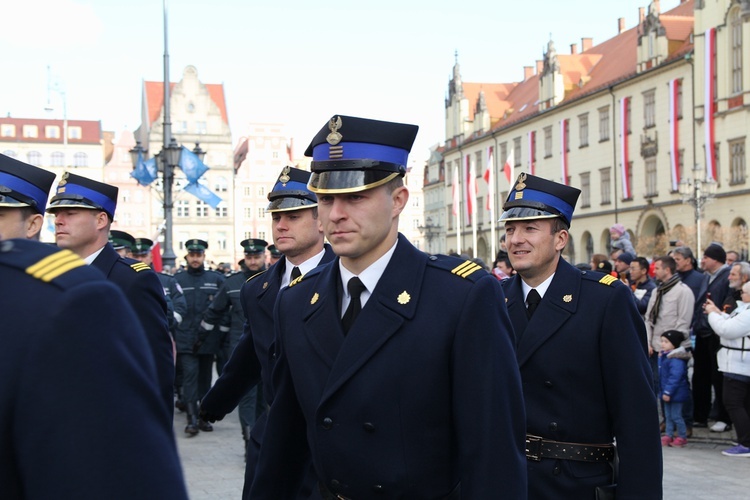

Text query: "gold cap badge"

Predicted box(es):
[514, 172, 527, 191]
[326, 116, 343, 146]
[279, 166, 291, 185]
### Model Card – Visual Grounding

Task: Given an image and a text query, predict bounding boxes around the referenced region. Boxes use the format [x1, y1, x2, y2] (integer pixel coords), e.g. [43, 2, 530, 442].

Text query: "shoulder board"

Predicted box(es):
[130, 262, 152, 273]
[0, 239, 90, 285]
[581, 271, 621, 287]
[245, 269, 267, 284]
[427, 254, 486, 282]
[27, 248, 86, 282]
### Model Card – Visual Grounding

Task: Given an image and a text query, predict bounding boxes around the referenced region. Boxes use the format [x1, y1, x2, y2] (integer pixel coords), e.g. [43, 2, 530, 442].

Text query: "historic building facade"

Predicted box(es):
[432, 0, 749, 265]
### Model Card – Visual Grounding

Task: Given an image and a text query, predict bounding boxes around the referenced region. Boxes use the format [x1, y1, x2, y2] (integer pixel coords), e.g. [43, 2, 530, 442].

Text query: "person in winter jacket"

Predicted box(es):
[659, 330, 691, 447]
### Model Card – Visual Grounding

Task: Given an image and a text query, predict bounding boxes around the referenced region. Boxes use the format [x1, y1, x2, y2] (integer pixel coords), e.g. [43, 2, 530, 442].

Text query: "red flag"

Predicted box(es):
[503, 149, 514, 184]
[704, 27, 717, 181]
[151, 242, 163, 273]
[465, 155, 476, 223]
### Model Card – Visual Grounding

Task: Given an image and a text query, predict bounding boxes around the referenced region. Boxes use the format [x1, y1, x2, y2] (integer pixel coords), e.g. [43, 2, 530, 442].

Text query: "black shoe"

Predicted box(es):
[693, 421, 708, 428]
[185, 402, 200, 436]
[175, 399, 186, 413]
[198, 419, 213, 432]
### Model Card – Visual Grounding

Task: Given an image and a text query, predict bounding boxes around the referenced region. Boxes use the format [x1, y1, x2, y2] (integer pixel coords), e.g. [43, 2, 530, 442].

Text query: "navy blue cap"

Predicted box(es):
[499, 173, 581, 227]
[0, 153, 56, 214]
[186, 239, 208, 252]
[304, 115, 419, 193]
[109, 230, 135, 250]
[266, 166, 318, 212]
[47, 172, 119, 219]
[132, 238, 154, 255]
[241, 238, 267, 255]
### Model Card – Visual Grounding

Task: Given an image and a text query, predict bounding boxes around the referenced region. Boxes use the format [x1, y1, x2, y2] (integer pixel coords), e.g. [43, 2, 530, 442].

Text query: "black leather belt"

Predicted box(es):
[525, 434, 615, 463]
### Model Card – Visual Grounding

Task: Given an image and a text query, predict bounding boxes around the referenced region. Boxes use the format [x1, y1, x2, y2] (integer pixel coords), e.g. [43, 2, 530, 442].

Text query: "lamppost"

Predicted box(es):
[128, 0, 206, 270]
[679, 163, 717, 254]
[418, 216, 442, 254]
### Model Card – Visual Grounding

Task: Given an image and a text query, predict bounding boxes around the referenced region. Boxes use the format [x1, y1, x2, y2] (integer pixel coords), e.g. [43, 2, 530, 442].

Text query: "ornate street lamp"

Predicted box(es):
[679, 163, 717, 254]
[418, 216, 442, 254]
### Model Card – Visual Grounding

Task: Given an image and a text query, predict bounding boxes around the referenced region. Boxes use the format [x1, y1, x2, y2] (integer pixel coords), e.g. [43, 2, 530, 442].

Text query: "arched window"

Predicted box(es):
[73, 152, 88, 168]
[27, 151, 42, 166]
[50, 151, 64, 167]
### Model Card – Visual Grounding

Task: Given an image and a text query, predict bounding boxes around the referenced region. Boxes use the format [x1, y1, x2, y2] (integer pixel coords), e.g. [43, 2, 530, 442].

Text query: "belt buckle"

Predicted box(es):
[525, 434, 543, 461]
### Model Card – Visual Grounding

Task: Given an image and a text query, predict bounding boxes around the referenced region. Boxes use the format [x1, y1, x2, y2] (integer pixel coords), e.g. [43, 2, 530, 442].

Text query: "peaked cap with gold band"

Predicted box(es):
[47, 172, 119, 219]
[0, 153, 56, 214]
[304, 115, 419, 194]
[499, 173, 581, 227]
[266, 166, 318, 212]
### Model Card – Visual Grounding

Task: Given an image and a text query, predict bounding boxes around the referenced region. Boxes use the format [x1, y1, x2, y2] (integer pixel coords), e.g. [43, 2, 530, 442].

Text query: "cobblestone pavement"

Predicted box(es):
[175, 408, 748, 499]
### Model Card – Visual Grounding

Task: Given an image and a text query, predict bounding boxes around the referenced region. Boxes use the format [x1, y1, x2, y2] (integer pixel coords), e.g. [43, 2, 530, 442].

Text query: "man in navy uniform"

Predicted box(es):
[250, 116, 526, 499]
[0, 153, 56, 240]
[174, 238, 225, 436]
[202, 166, 335, 499]
[0, 238, 188, 499]
[499, 173, 661, 498]
[46, 173, 174, 421]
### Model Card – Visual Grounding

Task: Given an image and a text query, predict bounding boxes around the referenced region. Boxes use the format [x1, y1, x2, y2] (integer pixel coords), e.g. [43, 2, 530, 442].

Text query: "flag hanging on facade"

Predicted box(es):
[484, 146, 494, 212]
[184, 181, 223, 209]
[620, 97, 632, 199]
[560, 119, 569, 185]
[465, 154, 477, 225]
[668, 79, 681, 191]
[179, 146, 209, 183]
[527, 131, 536, 175]
[452, 165, 460, 216]
[130, 150, 157, 186]
[704, 27, 717, 181]
[151, 242, 163, 273]
[503, 148, 514, 185]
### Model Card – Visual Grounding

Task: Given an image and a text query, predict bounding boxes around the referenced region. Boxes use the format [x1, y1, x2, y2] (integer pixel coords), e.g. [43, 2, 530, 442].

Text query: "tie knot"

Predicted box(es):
[290, 266, 302, 280]
[526, 289, 542, 306]
[348, 277, 366, 299]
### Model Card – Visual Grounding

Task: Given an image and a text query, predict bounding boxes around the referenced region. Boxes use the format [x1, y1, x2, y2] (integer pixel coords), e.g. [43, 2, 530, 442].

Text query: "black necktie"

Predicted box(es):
[290, 266, 301, 281]
[526, 289, 542, 319]
[341, 277, 366, 334]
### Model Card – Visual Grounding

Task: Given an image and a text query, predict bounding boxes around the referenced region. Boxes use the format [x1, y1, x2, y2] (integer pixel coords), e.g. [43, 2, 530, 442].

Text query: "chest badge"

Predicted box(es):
[397, 291, 411, 305]
[263, 282, 268, 289]
[311, 292, 319, 305]
[563, 294, 572, 303]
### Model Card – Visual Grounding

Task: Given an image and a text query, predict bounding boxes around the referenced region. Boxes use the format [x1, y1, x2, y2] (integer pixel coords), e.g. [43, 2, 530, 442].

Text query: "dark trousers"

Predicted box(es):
[178, 353, 215, 404]
[692, 334, 730, 423]
[723, 376, 750, 447]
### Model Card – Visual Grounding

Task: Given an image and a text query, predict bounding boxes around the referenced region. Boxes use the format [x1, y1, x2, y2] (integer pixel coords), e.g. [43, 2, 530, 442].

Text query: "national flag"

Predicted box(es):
[465, 155, 477, 225]
[184, 181, 223, 209]
[452, 165, 460, 216]
[484, 146, 494, 211]
[620, 97, 631, 199]
[130, 150, 157, 186]
[560, 119, 569, 185]
[704, 27, 717, 181]
[179, 146, 209, 183]
[503, 148, 514, 184]
[151, 241, 163, 272]
[668, 79, 681, 191]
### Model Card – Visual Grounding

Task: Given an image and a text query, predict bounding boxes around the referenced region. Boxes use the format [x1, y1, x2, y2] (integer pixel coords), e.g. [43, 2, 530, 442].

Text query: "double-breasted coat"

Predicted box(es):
[502, 258, 662, 499]
[250, 235, 526, 499]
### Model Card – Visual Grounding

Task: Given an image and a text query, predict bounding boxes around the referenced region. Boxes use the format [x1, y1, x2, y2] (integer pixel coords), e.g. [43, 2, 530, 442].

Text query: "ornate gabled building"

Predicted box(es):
[432, 0, 749, 265]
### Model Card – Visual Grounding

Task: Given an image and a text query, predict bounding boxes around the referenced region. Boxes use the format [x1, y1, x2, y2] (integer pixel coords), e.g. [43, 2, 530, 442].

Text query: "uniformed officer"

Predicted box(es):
[266, 244, 282, 266]
[249, 116, 526, 499]
[0, 238, 188, 499]
[0, 153, 56, 240]
[202, 166, 335, 499]
[173, 238, 225, 436]
[132, 237, 188, 336]
[110, 229, 135, 257]
[499, 173, 662, 498]
[46, 173, 174, 421]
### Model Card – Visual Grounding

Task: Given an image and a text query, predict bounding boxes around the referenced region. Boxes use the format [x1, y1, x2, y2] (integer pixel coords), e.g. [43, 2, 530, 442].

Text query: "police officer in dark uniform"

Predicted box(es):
[110, 229, 135, 258]
[174, 238, 225, 436]
[202, 166, 335, 499]
[267, 244, 282, 266]
[249, 116, 526, 499]
[499, 173, 662, 498]
[0, 153, 56, 240]
[0, 238, 188, 499]
[47, 173, 174, 422]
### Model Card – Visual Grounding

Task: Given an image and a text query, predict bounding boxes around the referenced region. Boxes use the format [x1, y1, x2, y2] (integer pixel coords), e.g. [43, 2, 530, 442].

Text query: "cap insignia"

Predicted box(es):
[326, 116, 343, 146]
[59, 172, 69, 186]
[397, 291, 411, 305]
[310, 292, 319, 305]
[563, 294, 572, 303]
[514, 172, 527, 191]
[279, 166, 291, 185]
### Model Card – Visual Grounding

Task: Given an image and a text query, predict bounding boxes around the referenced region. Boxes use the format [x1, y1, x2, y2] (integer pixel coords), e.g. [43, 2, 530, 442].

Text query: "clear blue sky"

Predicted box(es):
[1, 0, 680, 164]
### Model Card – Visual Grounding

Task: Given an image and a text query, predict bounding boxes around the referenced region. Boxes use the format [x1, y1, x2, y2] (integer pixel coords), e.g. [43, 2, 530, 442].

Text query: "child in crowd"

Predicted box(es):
[659, 330, 691, 447]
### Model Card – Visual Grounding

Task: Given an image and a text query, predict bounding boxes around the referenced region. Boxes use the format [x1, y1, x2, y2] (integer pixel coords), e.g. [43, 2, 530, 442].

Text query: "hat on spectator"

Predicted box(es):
[703, 243, 726, 264]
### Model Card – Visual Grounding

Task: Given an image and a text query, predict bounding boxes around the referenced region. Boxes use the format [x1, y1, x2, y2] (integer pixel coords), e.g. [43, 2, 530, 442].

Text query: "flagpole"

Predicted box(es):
[160, 0, 177, 269]
[470, 156, 478, 258]
[455, 164, 462, 255]
[489, 145, 496, 261]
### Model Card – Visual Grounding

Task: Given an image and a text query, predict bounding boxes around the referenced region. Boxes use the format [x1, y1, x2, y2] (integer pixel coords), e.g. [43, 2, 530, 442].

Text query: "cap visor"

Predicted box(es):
[266, 198, 318, 212]
[498, 207, 563, 223]
[308, 171, 399, 194]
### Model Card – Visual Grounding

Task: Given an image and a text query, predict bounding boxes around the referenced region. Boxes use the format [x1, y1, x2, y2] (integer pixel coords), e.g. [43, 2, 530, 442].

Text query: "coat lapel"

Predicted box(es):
[91, 243, 119, 278]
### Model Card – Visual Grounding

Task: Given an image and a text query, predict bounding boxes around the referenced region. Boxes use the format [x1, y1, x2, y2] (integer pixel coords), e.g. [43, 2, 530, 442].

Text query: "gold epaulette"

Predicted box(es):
[130, 262, 151, 272]
[599, 275, 618, 286]
[451, 260, 483, 279]
[26, 249, 84, 282]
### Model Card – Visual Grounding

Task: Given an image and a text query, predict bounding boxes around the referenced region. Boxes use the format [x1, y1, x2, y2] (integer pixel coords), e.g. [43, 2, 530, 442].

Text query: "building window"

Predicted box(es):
[580, 172, 591, 208]
[626, 98, 632, 133]
[215, 206, 228, 217]
[244, 186, 252, 197]
[600, 167, 611, 205]
[729, 138, 746, 185]
[513, 137, 521, 167]
[73, 152, 87, 167]
[476, 197, 483, 225]
[121, 190, 130, 203]
[23, 125, 38, 138]
[45, 125, 60, 139]
[27, 151, 42, 166]
[474, 151, 482, 178]
[257, 185, 265, 197]
[731, 8, 743, 94]
[447, 205, 454, 230]
[217, 232, 227, 250]
[544, 126, 552, 158]
[196, 121, 207, 134]
[564, 120, 570, 152]
[677, 81, 684, 119]
[1, 124, 15, 137]
[134, 191, 144, 203]
[579, 113, 589, 148]
[3, 150, 17, 158]
[244, 207, 253, 219]
[196, 201, 209, 217]
[257, 207, 266, 219]
[599, 106, 610, 142]
[50, 151, 64, 167]
[134, 213, 144, 226]
[214, 176, 228, 192]
[645, 158, 658, 197]
[258, 231, 266, 241]
[68, 127, 82, 139]
[644, 89, 656, 128]
[272, 152, 279, 159]
[176, 200, 190, 217]
[500, 142, 508, 166]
